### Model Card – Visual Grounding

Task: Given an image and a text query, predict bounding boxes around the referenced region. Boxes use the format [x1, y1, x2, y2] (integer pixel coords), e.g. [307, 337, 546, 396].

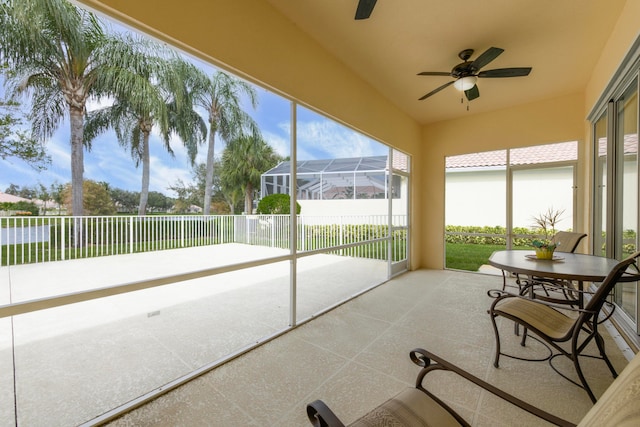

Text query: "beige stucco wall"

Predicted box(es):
[585, 1, 640, 113]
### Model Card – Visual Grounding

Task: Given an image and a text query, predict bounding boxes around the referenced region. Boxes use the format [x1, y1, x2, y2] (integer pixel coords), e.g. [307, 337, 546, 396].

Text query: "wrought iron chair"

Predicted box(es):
[307, 347, 640, 427]
[527, 231, 588, 303]
[552, 231, 588, 254]
[489, 250, 640, 403]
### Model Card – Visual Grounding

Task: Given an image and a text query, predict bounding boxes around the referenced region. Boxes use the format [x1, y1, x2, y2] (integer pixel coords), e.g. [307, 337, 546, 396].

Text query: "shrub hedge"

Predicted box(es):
[445, 225, 535, 246]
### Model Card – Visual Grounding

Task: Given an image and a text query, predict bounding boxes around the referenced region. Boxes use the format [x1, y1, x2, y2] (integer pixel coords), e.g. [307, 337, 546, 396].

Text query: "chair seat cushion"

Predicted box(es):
[497, 298, 575, 340]
[348, 388, 461, 427]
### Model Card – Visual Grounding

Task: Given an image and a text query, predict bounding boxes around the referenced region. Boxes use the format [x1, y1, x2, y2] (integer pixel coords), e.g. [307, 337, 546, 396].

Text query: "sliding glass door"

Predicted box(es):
[594, 77, 639, 333]
[614, 81, 638, 323]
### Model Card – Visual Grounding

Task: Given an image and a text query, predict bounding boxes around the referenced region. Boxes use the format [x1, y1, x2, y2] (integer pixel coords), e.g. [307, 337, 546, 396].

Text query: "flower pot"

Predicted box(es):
[535, 247, 555, 260]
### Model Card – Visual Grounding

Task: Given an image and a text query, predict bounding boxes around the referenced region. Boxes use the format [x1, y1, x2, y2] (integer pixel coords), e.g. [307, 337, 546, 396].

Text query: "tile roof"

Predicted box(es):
[446, 141, 578, 169]
[448, 135, 640, 170]
[0, 192, 32, 203]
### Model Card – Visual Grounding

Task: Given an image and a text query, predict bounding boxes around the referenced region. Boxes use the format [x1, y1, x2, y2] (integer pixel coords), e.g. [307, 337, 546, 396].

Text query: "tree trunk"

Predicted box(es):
[138, 133, 151, 216]
[69, 107, 84, 216]
[203, 128, 216, 215]
[244, 182, 253, 214]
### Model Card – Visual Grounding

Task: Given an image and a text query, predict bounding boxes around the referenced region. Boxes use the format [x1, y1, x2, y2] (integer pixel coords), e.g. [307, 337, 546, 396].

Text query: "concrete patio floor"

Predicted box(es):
[1, 244, 388, 426]
[0, 246, 633, 426]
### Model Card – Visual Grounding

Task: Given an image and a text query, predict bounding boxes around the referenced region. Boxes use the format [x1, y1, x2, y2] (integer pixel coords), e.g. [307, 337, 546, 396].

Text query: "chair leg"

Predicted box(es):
[572, 355, 597, 403]
[520, 327, 528, 346]
[490, 313, 502, 368]
[594, 332, 618, 378]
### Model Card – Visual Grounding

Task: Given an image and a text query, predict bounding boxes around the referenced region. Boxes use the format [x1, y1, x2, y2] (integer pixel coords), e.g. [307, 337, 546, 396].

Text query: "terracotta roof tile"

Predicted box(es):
[446, 141, 578, 169]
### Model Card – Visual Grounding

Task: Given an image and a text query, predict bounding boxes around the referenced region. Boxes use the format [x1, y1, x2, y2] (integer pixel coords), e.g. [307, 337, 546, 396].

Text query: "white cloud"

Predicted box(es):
[47, 137, 72, 170]
[148, 155, 193, 196]
[263, 130, 289, 158]
[295, 120, 383, 159]
[0, 135, 70, 191]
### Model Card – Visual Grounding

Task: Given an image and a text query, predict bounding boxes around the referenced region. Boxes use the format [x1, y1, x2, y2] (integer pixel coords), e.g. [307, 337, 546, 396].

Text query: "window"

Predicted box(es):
[445, 142, 577, 271]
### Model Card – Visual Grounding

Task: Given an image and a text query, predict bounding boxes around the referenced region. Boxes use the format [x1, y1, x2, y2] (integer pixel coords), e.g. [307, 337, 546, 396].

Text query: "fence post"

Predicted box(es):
[299, 215, 304, 252]
[271, 215, 275, 248]
[129, 216, 134, 254]
[220, 215, 224, 244]
[181, 215, 185, 247]
[246, 215, 250, 244]
[340, 216, 344, 256]
[61, 217, 66, 261]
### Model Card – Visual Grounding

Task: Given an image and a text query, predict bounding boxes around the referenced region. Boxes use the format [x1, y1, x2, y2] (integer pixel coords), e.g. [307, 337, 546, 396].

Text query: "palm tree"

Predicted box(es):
[0, 0, 122, 215]
[85, 49, 206, 215]
[182, 68, 259, 215]
[221, 135, 280, 214]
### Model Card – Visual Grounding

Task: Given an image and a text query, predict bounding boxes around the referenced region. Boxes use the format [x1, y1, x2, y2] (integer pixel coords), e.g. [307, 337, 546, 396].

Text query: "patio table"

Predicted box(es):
[488, 250, 620, 308]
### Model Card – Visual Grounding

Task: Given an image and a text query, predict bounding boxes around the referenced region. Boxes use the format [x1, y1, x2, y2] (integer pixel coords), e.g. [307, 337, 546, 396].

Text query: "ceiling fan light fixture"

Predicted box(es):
[453, 76, 477, 91]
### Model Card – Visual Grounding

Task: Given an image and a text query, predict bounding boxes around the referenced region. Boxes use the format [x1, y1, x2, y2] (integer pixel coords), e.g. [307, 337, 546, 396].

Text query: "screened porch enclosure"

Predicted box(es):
[261, 155, 401, 201]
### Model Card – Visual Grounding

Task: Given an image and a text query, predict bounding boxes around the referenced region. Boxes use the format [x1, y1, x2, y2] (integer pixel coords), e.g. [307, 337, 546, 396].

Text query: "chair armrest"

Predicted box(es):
[409, 348, 577, 427]
[307, 400, 346, 427]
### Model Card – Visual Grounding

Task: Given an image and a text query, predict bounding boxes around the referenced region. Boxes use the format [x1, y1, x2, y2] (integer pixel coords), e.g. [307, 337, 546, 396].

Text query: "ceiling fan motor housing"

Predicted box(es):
[452, 61, 476, 78]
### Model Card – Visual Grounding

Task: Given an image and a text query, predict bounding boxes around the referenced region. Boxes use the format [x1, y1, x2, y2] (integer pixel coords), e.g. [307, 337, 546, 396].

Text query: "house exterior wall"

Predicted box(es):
[298, 198, 407, 219]
[445, 168, 575, 230]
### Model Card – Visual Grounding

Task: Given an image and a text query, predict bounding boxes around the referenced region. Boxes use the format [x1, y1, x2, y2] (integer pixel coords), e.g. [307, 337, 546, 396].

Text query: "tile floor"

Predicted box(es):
[106, 269, 631, 426]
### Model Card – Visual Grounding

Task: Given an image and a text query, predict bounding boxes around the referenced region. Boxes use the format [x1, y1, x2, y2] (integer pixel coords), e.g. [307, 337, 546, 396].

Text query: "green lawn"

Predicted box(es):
[446, 243, 529, 271]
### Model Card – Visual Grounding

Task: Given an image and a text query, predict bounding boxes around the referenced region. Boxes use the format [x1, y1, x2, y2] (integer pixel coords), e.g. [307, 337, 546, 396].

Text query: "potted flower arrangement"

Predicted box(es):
[531, 208, 565, 259]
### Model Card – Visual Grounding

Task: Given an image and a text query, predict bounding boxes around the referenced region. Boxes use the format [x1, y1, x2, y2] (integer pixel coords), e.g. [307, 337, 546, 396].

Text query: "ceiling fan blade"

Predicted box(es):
[417, 71, 452, 76]
[478, 67, 532, 78]
[419, 81, 455, 100]
[355, 0, 377, 20]
[465, 85, 480, 101]
[471, 47, 504, 70]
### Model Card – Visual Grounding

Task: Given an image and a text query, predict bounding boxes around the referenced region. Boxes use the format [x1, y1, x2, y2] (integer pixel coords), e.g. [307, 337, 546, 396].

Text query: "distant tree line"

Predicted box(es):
[4, 182, 173, 215]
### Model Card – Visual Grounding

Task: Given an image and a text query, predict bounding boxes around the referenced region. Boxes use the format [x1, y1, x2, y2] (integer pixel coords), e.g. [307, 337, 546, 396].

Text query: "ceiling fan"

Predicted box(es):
[417, 47, 532, 101]
[355, 0, 377, 20]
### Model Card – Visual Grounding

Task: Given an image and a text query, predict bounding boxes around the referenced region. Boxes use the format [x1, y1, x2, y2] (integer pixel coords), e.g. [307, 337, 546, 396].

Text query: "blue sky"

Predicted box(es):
[0, 13, 387, 198]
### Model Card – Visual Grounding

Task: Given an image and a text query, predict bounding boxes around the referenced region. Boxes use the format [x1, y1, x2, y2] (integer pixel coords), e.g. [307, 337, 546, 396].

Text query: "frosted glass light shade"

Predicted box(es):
[453, 76, 477, 91]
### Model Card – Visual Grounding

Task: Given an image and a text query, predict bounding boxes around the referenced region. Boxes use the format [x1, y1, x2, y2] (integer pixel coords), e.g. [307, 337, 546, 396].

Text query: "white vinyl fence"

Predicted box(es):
[0, 214, 407, 266]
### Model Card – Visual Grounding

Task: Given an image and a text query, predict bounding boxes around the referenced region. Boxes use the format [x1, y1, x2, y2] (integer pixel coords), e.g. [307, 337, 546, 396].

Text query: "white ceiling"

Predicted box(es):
[265, 0, 627, 124]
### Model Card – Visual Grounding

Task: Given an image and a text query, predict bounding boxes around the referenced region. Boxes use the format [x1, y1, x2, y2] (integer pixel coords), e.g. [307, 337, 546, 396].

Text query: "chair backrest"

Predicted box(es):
[584, 251, 640, 315]
[578, 350, 640, 426]
[552, 231, 587, 253]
